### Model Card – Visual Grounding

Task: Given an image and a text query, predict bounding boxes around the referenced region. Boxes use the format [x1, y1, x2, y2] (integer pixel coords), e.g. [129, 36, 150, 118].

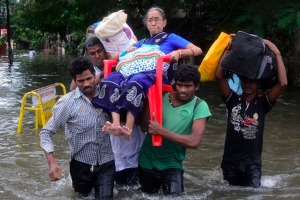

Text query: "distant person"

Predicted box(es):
[138, 64, 211, 194]
[215, 38, 287, 187]
[39, 56, 115, 199]
[28, 47, 36, 56]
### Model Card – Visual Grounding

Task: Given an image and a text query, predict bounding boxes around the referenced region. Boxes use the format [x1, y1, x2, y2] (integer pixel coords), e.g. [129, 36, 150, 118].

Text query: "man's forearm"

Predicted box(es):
[153, 126, 201, 149]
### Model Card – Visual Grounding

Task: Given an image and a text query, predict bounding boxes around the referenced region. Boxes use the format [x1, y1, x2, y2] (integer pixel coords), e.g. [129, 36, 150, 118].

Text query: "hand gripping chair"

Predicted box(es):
[103, 55, 173, 146]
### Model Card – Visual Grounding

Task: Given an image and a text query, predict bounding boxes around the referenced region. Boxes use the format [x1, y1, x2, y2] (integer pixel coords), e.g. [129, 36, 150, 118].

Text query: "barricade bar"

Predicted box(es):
[17, 83, 66, 134]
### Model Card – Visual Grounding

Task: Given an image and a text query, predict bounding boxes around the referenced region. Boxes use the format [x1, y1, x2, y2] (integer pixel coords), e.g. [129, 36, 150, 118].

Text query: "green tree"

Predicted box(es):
[8, 0, 300, 84]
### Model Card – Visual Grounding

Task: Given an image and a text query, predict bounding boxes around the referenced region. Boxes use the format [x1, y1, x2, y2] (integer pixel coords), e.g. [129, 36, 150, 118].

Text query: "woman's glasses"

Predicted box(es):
[147, 17, 163, 23]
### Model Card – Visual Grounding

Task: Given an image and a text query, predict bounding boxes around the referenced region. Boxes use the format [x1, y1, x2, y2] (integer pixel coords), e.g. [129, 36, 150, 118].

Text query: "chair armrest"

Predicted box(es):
[103, 60, 118, 78]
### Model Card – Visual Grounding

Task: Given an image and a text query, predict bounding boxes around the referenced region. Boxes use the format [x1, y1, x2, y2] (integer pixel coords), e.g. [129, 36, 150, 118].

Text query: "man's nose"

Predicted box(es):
[83, 80, 90, 87]
[180, 86, 187, 92]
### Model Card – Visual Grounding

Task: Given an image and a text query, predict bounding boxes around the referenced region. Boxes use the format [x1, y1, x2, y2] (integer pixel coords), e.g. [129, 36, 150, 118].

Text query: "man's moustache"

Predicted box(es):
[83, 86, 92, 90]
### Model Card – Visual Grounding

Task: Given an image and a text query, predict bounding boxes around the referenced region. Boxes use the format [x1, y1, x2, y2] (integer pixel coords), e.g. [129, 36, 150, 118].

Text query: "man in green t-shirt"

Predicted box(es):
[138, 64, 211, 194]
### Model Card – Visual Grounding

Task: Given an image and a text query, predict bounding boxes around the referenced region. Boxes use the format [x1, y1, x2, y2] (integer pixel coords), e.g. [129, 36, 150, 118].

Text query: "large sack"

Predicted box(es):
[221, 31, 278, 90]
[95, 10, 127, 40]
[198, 32, 232, 82]
[98, 23, 137, 58]
[95, 10, 138, 58]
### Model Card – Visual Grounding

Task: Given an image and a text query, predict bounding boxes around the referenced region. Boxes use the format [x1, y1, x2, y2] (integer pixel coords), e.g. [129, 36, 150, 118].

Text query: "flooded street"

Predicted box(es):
[0, 49, 299, 199]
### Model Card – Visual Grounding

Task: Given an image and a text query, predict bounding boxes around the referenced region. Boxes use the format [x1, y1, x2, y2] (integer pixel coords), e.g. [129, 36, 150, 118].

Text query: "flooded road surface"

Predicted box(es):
[0, 50, 299, 199]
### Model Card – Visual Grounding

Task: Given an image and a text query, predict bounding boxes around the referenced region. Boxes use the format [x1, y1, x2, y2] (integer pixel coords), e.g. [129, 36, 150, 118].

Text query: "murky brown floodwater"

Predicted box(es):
[0, 49, 299, 200]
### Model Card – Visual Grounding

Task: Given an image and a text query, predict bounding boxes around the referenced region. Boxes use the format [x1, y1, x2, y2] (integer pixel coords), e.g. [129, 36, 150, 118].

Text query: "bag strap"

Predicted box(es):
[193, 98, 203, 113]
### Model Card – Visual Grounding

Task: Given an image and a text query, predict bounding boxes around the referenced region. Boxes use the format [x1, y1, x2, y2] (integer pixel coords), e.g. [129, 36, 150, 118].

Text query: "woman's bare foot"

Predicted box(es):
[102, 121, 122, 136]
[121, 126, 132, 140]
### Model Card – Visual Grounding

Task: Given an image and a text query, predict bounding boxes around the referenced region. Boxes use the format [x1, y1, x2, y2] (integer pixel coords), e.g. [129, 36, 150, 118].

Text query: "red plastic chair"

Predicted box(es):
[103, 55, 173, 146]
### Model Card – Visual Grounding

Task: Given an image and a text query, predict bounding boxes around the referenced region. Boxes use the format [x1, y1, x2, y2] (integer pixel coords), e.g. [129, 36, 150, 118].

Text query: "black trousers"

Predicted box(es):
[221, 161, 262, 188]
[138, 166, 184, 194]
[70, 159, 115, 199]
[115, 167, 139, 185]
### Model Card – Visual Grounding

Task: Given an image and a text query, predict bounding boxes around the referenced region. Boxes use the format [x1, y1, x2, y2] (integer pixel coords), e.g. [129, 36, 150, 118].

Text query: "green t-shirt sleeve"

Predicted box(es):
[193, 100, 211, 122]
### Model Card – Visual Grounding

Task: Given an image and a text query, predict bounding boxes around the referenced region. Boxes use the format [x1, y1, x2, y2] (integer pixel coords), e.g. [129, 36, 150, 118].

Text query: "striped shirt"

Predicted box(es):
[39, 85, 114, 166]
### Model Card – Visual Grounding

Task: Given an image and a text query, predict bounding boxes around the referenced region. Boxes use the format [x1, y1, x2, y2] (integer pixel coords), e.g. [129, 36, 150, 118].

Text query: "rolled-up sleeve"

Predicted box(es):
[39, 97, 71, 153]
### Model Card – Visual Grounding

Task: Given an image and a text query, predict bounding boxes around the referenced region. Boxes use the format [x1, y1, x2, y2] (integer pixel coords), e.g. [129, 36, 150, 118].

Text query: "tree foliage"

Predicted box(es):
[6, 0, 300, 82]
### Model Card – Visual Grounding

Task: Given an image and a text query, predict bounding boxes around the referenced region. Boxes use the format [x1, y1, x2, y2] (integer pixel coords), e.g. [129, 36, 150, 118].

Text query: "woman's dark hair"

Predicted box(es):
[70, 56, 95, 80]
[174, 64, 201, 86]
[143, 6, 166, 26]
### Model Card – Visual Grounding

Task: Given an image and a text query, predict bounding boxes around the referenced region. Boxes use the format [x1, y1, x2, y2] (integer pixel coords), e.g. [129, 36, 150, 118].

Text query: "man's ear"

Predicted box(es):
[195, 83, 200, 91]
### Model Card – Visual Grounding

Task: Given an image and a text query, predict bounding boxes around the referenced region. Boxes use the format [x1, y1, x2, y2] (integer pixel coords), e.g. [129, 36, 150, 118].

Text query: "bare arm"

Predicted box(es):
[263, 40, 287, 103]
[148, 113, 207, 149]
[215, 44, 231, 99]
[168, 43, 203, 62]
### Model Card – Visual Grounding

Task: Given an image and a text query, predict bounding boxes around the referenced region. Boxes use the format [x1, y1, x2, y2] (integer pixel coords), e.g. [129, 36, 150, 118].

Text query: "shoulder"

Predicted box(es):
[193, 98, 212, 121]
[59, 90, 76, 101]
[166, 33, 180, 40]
[55, 90, 77, 108]
[195, 98, 209, 112]
[224, 90, 239, 103]
[165, 33, 190, 46]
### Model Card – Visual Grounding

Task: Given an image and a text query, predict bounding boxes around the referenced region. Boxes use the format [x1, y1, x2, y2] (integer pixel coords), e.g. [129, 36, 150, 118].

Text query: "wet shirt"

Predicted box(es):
[138, 93, 211, 170]
[223, 91, 275, 164]
[39, 85, 114, 166]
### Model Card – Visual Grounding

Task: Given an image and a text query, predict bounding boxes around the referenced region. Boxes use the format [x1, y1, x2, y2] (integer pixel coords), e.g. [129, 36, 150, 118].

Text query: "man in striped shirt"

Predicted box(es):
[39, 56, 115, 199]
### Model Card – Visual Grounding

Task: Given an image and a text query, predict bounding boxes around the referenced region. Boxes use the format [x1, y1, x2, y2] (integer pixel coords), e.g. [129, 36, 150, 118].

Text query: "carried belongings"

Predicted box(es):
[95, 10, 138, 58]
[221, 31, 278, 90]
[198, 32, 232, 82]
[116, 44, 169, 78]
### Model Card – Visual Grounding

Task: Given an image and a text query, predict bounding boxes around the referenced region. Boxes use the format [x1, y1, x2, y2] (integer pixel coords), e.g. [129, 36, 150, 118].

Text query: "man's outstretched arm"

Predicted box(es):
[264, 40, 288, 103]
[215, 43, 231, 99]
[148, 113, 207, 149]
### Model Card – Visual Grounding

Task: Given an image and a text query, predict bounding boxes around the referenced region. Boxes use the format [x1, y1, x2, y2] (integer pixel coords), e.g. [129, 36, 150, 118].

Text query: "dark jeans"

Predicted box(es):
[115, 167, 139, 185]
[221, 161, 262, 188]
[70, 159, 115, 199]
[138, 166, 184, 194]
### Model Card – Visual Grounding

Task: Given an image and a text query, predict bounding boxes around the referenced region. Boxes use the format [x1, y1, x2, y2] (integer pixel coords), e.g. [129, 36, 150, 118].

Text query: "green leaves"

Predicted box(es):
[235, 15, 251, 23]
[234, 13, 264, 37]
[297, 11, 300, 28]
[278, 13, 295, 28]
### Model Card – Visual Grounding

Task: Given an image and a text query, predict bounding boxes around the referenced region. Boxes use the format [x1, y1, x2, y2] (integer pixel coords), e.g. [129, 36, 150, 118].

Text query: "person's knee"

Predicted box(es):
[248, 164, 262, 188]
[139, 167, 161, 194]
[162, 169, 184, 194]
[163, 181, 183, 194]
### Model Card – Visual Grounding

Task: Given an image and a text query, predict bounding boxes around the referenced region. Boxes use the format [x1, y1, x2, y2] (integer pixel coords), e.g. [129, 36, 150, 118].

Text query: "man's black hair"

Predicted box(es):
[70, 56, 95, 80]
[84, 37, 105, 50]
[174, 64, 201, 86]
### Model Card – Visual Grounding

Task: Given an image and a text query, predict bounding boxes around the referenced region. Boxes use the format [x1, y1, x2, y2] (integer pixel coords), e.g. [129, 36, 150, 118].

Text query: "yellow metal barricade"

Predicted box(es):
[17, 83, 66, 134]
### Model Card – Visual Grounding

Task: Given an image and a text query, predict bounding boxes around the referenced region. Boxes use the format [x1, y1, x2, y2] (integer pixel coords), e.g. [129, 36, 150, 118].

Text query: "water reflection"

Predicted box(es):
[0, 50, 299, 199]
